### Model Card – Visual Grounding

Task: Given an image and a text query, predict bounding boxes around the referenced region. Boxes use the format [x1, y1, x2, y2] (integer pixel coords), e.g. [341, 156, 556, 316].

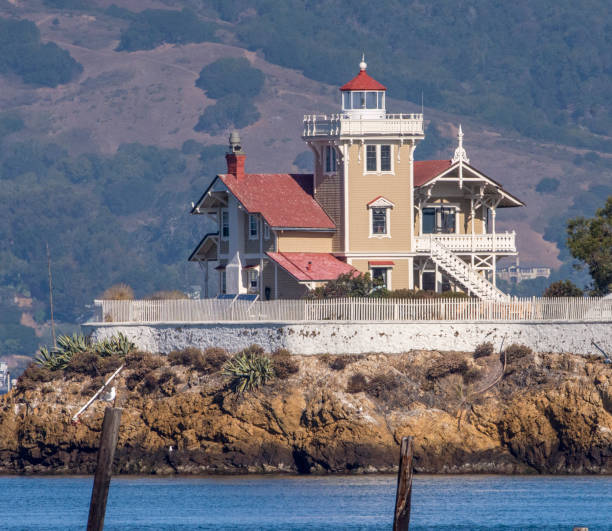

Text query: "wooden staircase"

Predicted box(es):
[426, 237, 508, 300]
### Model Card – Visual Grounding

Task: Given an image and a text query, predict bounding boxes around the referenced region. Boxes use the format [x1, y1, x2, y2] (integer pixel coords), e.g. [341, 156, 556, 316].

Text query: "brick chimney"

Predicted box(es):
[226, 131, 246, 179]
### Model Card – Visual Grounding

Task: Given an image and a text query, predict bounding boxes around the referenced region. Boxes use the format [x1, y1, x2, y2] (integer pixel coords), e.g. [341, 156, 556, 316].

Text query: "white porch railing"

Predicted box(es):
[415, 232, 516, 253]
[303, 113, 424, 137]
[90, 297, 612, 324]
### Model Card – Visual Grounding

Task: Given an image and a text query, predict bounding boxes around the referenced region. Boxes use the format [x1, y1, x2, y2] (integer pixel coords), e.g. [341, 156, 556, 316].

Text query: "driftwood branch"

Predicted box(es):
[457, 336, 507, 429]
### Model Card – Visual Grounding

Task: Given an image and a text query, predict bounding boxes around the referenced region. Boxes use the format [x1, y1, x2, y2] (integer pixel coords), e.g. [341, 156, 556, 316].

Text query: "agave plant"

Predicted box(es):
[35, 345, 72, 370]
[222, 352, 275, 393]
[57, 333, 90, 356]
[94, 332, 135, 357]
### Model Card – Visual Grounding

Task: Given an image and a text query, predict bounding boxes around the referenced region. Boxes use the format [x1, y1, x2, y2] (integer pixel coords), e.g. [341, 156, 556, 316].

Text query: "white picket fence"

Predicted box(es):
[91, 297, 612, 324]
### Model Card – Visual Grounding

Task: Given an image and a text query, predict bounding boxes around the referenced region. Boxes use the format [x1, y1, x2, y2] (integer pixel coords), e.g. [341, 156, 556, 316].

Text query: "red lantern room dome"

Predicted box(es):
[340, 59, 386, 91]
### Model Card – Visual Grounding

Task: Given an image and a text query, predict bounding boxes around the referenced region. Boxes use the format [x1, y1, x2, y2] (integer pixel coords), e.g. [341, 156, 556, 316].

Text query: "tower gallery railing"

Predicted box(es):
[303, 113, 424, 137]
[90, 297, 612, 324]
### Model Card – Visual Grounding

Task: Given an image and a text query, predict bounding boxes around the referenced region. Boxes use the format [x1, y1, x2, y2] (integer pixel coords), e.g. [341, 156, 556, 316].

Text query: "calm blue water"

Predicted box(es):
[0, 475, 610, 530]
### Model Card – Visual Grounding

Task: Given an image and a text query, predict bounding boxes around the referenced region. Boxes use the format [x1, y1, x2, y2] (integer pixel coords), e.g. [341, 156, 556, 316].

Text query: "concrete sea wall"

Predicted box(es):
[85, 320, 612, 356]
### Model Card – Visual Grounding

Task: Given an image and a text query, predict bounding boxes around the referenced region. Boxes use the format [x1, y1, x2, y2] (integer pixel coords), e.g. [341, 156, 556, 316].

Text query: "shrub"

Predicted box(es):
[67, 351, 100, 376]
[124, 350, 164, 371]
[168, 347, 204, 367]
[426, 353, 469, 380]
[463, 365, 484, 383]
[194, 94, 260, 134]
[222, 351, 274, 393]
[474, 342, 495, 358]
[535, 177, 560, 194]
[16, 364, 54, 391]
[364, 373, 400, 399]
[271, 348, 299, 378]
[504, 344, 533, 364]
[543, 280, 583, 297]
[195, 57, 265, 99]
[347, 373, 368, 393]
[101, 283, 134, 300]
[146, 290, 188, 300]
[329, 357, 349, 371]
[201, 347, 229, 373]
[116, 8, 216, 52]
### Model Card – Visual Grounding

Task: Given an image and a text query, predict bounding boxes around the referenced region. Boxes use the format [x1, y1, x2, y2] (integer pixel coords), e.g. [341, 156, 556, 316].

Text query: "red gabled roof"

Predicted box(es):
[414, 160, 453, 186]
[219, 173, 335, 229]
[266, 252, 356, 282]
[340, 69, 386, 91]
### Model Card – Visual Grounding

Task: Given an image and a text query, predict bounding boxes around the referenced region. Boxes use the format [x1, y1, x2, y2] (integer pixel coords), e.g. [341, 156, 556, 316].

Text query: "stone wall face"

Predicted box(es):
[85, 321, 612, 356]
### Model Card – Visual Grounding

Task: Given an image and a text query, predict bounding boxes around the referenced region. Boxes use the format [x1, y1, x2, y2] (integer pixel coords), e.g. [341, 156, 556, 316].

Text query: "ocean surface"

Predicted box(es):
[0, 475, 610, 530]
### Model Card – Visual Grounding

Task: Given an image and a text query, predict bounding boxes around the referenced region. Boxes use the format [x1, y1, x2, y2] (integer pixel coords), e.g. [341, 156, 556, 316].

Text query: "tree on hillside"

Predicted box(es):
[543, 280, 583, 297]
[567, 196, 612, 295]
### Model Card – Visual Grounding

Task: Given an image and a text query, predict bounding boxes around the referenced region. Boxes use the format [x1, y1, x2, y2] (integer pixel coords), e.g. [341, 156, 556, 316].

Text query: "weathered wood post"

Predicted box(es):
[87, 406, 122, 531]
[393, 436, 414, 531]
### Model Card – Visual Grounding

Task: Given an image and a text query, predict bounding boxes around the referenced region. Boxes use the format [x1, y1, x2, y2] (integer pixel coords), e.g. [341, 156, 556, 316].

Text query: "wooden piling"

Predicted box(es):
[393, 436, 414, 531]
[87, 407, 122, 531]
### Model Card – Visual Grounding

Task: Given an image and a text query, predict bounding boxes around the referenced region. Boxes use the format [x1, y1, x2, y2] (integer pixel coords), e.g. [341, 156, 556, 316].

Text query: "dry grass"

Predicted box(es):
[101, 283, 134, 300]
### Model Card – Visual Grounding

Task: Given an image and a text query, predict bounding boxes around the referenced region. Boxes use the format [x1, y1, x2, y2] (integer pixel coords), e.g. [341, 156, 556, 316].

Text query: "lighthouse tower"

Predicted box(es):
[303, 58, 424, 287]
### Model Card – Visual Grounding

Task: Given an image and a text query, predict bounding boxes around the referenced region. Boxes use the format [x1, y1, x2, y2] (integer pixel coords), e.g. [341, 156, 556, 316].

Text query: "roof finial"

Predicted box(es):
[359, 53, 367, 71]
[451, 124, 469, 165]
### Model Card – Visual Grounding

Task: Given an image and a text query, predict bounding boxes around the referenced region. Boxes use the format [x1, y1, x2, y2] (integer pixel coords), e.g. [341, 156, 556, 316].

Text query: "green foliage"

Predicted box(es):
[115, 8, 216, 52]
[194, 94, 260, 134]
[0, 18, 82, 87]
[35, 332, 135, 370]
[199, 1, 612, 149]
[567, 196, 612, 294]
[308, 272, 378, 299]
[222, 347, 274, 393]
[293, 151, 313, 171]
[535, 178, 560, 194]
[0, 140, 210, 321]
[196, 58, 265, 99]
[543, 280, 583, 297]
[0, 112, 24, 141]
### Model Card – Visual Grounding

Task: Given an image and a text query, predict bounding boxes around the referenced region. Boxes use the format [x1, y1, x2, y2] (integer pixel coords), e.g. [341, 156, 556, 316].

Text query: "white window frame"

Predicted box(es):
[220, 209, 229, 240]
[367, 197, 394, 239]
[248, 269, 259, 291]
[369, 267, 392, 290]
[263, 221, 270, 239]
[420, 203, 459, 235]
[220, 270, 227, 294]
[324, 145, 337, 174]
[248, 214, 258, 240]
[364, 144, 394, 174]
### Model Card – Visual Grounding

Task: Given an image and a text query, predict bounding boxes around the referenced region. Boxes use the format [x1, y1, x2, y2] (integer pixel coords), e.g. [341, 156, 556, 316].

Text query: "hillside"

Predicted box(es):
[1, 1, 612, 357]
[1, 347, 611, 474]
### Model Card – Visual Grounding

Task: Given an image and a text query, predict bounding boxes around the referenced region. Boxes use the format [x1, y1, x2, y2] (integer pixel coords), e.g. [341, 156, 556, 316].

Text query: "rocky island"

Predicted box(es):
[1, 344, 611, 475]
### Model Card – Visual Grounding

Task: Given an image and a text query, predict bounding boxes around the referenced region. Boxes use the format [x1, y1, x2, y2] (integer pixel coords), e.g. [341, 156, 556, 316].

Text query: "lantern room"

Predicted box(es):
[340, 57, 386, 118]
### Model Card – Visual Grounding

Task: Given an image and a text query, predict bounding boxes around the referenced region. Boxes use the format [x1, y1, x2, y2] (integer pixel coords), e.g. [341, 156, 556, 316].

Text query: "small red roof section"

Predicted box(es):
[340, 69, 386, 91]
[414, 160, 453, 186]
[266, 252, 356, 282]
[219, 173, 335, 229]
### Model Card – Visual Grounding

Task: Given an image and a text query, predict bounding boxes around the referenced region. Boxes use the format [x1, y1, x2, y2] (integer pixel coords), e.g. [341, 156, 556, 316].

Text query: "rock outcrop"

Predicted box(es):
[1, 348, 611, 474]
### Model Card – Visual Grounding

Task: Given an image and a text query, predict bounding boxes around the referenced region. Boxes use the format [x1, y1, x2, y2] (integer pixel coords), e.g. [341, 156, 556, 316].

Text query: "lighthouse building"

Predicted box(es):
[189, 60, 523, 300]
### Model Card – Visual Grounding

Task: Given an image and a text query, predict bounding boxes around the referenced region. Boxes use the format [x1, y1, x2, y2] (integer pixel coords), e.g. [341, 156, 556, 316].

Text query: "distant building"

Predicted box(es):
[0, 362, 10, 394]
[189, 59, 524, 300]
[497, 264, 551, 284]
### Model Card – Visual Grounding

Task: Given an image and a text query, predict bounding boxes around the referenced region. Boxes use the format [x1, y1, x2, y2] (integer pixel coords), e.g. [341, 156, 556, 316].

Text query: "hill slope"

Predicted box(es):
[0, 0, 611, 353]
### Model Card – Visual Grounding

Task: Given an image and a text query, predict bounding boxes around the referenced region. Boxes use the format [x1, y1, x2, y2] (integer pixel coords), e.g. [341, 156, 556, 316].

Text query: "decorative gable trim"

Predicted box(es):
[367, 196, 395, 209]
